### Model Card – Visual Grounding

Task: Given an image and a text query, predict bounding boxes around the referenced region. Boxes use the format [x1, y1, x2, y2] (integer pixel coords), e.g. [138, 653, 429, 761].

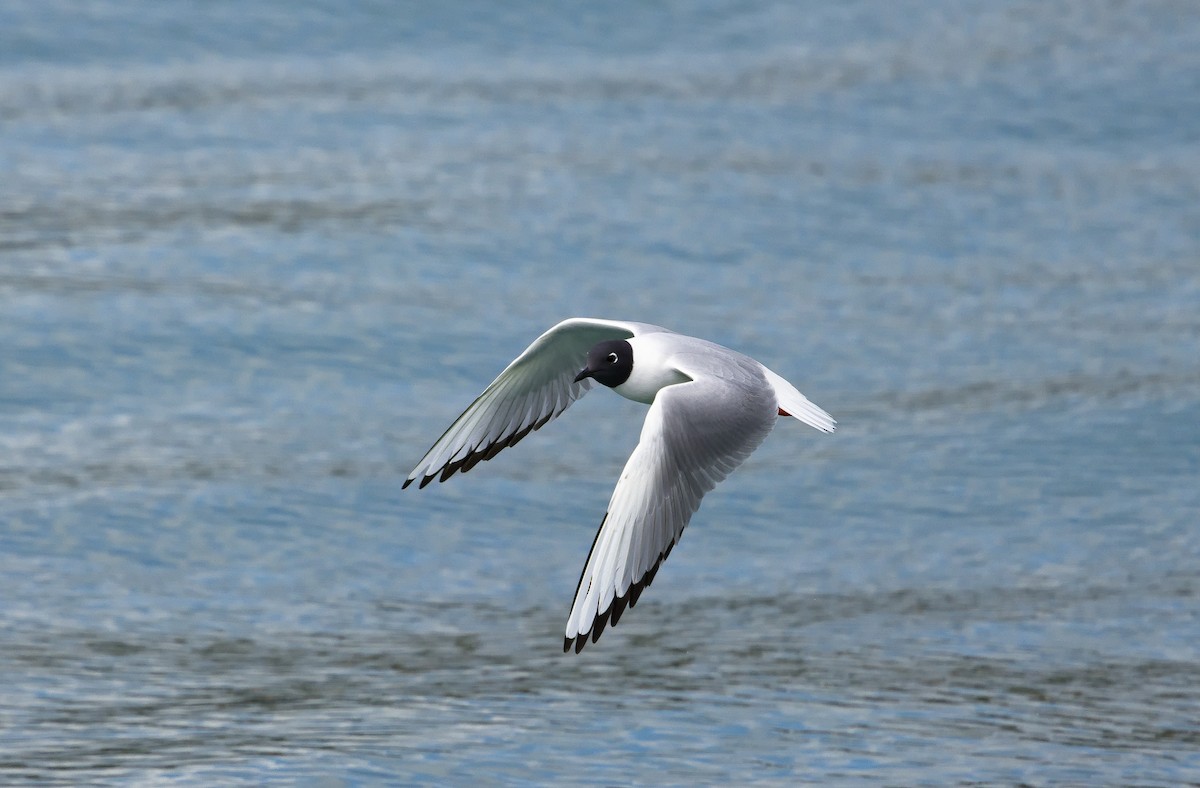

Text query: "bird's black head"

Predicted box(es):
[574, 339, 634, 388]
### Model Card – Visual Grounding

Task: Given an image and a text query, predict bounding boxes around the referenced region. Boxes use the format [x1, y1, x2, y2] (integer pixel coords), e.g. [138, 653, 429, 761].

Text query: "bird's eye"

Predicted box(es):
[606, 352, 618, 364]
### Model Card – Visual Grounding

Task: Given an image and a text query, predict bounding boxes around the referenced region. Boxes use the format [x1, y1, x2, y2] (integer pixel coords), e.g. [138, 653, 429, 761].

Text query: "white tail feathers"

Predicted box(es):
[760, 366, 836, 433]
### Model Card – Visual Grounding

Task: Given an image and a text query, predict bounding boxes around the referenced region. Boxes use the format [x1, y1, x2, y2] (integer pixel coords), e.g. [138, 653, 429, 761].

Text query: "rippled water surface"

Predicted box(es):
[2, 1, 1199, 784]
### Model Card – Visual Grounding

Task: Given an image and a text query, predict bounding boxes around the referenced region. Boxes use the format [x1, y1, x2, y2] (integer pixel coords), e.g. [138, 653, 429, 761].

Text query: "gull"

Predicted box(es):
[404, 318, 835, 653]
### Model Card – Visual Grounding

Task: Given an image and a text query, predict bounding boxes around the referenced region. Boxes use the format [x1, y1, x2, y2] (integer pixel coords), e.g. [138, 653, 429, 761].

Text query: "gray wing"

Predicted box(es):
[563, 352, 778, 653]
[404, 318, 670, 489]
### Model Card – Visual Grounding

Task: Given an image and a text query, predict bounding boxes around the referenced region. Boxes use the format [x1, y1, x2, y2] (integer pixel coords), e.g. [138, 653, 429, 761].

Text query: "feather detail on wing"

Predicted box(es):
[563, 356, 778, 653]
[404, 318, 670, 489]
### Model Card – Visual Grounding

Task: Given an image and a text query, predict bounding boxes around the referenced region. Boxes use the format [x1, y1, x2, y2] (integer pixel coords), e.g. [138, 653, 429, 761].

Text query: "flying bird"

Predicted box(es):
[404, 318, 835, 653]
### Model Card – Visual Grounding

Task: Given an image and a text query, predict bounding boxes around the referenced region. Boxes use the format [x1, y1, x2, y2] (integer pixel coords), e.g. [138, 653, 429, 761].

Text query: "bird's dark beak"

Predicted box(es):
[574, 366, 593, 383]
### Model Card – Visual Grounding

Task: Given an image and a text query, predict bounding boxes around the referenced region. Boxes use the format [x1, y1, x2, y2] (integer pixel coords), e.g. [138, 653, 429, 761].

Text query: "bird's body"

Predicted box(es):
[404, 318, 834, 652]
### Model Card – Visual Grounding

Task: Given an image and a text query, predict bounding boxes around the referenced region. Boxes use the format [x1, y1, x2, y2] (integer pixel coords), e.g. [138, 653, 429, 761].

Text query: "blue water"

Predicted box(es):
[2, 0, 1199, 784]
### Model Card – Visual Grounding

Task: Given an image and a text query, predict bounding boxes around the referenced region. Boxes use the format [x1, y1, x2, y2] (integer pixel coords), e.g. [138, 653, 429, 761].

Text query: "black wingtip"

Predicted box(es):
[402, 477, 413, 489]
[562, 536, 681, 655]
[609, 592, 629, 626]
[563, 627, 599, 654]
[591, 607, 611, 644]
[411, 417, 555, 491]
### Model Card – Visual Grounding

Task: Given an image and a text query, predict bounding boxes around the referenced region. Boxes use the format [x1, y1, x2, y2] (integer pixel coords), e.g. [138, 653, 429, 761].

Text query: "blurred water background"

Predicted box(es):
[2, 0, 1199, 783]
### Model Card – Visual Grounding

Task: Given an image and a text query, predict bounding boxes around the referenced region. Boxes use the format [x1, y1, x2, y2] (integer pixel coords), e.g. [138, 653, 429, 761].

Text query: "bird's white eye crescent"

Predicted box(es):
[606, 352, 618, 363]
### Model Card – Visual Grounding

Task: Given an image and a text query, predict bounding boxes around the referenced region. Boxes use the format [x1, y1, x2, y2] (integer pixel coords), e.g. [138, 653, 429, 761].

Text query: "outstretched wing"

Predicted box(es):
[563, 351, 779, 653]
[404, 318, 670, 489]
